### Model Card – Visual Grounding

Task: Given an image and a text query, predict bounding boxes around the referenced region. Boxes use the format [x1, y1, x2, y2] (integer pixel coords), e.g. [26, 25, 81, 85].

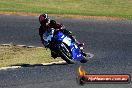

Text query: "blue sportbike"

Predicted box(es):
[43, 28, 89, 64]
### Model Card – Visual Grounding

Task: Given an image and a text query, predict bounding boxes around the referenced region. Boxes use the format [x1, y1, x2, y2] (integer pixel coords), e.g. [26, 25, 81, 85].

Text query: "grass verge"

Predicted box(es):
[0, 45, 62, 67]
[0, 0, 132, 19]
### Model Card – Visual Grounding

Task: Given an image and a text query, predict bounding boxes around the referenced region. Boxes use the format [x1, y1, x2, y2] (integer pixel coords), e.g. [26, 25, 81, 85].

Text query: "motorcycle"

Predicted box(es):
[43, 28, 89, 64]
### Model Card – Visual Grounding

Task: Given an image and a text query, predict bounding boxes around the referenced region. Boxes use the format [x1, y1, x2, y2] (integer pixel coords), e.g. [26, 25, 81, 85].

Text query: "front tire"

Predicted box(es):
[80, 52, 89, 63]
[80, 56, 88, 63]
[57, 43, 75, 64]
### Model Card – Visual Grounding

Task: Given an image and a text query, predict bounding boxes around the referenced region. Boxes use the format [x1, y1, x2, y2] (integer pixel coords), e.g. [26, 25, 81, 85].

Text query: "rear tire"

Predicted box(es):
[57, 43, 75, 64]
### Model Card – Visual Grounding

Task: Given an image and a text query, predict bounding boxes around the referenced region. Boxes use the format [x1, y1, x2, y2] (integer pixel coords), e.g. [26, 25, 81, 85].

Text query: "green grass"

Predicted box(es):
[0, 45, 62, 67]
[0, 0, 132, 19]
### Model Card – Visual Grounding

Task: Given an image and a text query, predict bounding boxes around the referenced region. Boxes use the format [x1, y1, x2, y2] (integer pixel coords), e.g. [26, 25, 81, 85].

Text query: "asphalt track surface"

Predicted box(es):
[0, 15, 132, 88]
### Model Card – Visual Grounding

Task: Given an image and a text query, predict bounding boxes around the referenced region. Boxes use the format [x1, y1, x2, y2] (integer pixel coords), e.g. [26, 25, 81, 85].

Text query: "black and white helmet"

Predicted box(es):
[39, 13, 50, 24]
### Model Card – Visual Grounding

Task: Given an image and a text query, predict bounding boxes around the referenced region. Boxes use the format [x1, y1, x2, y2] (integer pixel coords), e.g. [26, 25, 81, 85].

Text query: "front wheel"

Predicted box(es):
[80, 56, 89, 63]
[57, 43, 75, 64]
[80, 52, 89, 63]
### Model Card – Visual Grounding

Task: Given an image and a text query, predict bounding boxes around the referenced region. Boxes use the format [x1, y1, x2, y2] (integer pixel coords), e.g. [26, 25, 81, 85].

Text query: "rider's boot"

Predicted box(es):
[78, 43, 84, 47]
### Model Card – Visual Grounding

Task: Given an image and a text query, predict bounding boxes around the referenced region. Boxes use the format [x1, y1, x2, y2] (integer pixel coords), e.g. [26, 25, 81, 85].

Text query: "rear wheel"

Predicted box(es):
[57, 43, 75, 64]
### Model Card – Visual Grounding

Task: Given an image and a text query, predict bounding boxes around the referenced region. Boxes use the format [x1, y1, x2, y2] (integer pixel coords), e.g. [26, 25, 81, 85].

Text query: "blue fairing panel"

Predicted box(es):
[53, 31, 65, 41]
[53, 31, 83, 61]
[70, 43, 83, 61]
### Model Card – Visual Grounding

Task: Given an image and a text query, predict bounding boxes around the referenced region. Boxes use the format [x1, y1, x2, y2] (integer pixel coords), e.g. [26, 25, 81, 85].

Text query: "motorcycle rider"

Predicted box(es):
[39, 13, 50, 44]
[39, 14, 86, 58]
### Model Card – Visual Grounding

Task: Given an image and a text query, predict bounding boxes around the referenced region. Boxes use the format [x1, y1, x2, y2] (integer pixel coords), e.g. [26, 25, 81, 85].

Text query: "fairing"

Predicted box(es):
[53, 31, 84, 61]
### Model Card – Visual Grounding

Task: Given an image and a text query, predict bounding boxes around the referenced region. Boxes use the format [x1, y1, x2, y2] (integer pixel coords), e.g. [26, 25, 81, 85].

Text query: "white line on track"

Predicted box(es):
[0, 66, 21, 70]
[0, 61, 66, 70]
